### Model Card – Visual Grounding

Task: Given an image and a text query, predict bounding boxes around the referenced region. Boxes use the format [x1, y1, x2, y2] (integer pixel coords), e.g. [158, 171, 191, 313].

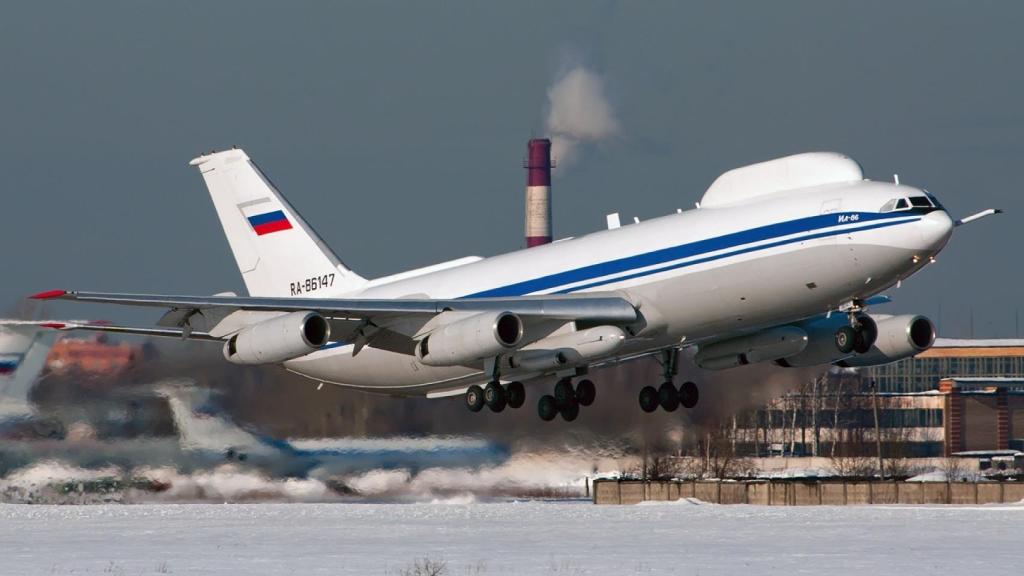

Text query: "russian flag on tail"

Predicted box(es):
[0, 356, 20, 375]
[247, 210, 293, 236]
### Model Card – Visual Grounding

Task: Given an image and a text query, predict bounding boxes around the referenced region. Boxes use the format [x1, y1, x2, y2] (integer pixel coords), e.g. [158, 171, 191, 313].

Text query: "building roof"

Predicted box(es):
[933, 338, 1024, 347]
[938, 377, 1024, 392]
[918, 338, 1024, 358]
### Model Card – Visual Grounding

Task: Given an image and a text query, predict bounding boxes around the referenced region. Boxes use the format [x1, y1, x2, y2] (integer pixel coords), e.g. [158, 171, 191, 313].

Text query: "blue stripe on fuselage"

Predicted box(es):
[466, 211, 920, 298]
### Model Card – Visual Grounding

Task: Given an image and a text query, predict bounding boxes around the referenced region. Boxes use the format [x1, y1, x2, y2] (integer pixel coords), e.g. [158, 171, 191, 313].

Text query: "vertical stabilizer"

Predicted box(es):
[0, 324, 57, 419]
[189, 149, 367, 297]
[160, 384, 264, 453]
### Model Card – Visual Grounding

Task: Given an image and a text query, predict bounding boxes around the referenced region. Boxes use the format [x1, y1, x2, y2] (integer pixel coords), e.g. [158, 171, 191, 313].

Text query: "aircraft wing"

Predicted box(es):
[29, 289, 638, 352]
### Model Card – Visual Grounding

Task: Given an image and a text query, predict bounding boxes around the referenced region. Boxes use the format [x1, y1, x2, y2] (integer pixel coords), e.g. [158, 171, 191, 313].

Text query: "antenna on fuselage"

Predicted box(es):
[893, 174, 900, 185]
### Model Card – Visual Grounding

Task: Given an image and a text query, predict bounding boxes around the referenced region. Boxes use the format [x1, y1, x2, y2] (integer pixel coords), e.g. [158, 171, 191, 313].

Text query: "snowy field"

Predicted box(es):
[0, 501, 1020, 575]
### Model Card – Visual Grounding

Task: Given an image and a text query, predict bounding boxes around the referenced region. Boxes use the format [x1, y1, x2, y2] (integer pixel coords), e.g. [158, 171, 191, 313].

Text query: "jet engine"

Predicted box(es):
[416, 311, 523, 366]
[835, 315, 935, 367]
[223, 311, 331, 365]
[775, 313, 878, 367]
[695, 326, 808, 370]
[504, 325, 627, 372]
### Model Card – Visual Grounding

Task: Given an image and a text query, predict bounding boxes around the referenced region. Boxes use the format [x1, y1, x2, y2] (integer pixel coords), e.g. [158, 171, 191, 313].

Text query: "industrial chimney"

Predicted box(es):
[525, 138, 553, 247]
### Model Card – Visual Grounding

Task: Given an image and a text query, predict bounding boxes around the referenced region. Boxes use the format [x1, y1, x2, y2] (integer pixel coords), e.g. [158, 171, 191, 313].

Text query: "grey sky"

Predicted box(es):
[1, 1, 1020, 337]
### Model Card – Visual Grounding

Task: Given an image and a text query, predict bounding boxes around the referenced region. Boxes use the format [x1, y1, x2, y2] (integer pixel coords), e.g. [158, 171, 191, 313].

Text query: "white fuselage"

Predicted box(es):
[284, 180, 954, 395]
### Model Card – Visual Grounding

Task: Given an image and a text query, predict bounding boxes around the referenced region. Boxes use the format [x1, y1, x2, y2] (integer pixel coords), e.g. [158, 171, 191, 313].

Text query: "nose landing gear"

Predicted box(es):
[836, 309, 878, 355]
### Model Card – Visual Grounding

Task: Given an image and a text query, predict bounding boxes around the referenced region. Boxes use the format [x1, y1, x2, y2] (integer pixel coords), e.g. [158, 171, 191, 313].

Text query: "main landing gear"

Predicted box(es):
[639, 348, 699, 413]
[538, 377, 596, 422]
[465, 381, 526, 413]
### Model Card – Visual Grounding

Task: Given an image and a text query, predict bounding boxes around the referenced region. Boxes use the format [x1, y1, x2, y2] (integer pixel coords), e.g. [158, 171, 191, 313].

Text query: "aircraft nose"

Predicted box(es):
[918, 209, 954, 253]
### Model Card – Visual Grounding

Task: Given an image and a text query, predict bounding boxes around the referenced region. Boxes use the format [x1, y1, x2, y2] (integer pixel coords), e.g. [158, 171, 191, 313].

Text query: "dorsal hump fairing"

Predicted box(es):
[190, 148, 367, 298]
[700, 152, 864, 209]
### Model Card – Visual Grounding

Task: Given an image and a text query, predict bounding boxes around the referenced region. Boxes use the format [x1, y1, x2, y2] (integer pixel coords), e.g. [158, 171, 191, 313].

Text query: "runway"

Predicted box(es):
[1, 500, 1019, 575]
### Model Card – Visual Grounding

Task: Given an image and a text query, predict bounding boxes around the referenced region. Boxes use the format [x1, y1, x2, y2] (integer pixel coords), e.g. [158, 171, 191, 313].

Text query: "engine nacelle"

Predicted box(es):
[835, 315, 935, 367]
[415, 311, 523, 367]
[695, 326, 808, 370]
[505, 325, 627, 372]
[223, 311, 331, 365]
[775, 312, 877, 368]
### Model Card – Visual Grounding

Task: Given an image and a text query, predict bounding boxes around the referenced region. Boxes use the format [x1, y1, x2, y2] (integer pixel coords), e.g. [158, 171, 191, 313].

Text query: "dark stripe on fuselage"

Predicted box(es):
[466, 211, 922, 298]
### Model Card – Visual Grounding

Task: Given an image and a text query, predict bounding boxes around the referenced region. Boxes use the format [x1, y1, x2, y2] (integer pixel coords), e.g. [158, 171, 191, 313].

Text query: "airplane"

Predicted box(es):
[0, 320, 69, 437]
[30, 149, 1000, 422]
[162, 383, 509, 478]
[0, 375, 508, 478]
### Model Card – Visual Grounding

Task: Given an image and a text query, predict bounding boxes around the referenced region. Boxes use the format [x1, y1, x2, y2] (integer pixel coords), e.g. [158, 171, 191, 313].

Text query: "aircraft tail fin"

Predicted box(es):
[0, 323, 58, 417]
[189, 149, 367, 298]
[159, 383, 263, 453]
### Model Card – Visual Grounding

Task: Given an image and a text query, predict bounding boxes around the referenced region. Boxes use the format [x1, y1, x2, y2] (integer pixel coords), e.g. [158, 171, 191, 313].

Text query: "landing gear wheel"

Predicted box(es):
[554, 378, 575, 405]
[835, 326, 856, 354]
[506, 381, 526, 409]
[638, 386, 659, 413]
[658, 381, 679, 412]
[485, 382, 507, 413]
[560, 401, 580, 422]
[679, 381, 699, 409]
[538, 394, 558, 421]
[465, 385, 485, 412]
[575, 379, 596, 407]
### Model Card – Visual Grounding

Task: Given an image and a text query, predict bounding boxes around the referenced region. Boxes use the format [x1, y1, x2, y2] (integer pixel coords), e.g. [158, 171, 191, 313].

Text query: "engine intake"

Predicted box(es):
[223, 311, 330, 365]
[416, 311, 523, 366]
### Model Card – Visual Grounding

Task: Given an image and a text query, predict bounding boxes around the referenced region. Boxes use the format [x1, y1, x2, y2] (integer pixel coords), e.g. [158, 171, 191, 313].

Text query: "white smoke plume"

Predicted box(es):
[545, 65, 619, 167]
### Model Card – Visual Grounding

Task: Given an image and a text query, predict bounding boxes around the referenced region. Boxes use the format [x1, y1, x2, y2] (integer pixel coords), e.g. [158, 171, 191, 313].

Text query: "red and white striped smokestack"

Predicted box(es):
[525, 138, 552, 247]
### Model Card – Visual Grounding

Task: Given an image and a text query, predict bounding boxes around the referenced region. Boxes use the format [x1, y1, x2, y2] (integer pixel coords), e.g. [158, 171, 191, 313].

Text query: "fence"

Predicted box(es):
[592, 479, 1024, 505]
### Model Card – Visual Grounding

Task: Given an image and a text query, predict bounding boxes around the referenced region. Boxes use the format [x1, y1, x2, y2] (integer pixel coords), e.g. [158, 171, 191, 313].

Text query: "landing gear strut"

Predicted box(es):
[639, 348, 699, 412]
[538, 377, 597, 422]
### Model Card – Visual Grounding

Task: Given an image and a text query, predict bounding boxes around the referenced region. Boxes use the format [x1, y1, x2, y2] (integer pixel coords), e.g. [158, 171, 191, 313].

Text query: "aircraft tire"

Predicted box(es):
[835, 326, 856, 354]
[466, 385, 485, 412]
[658, 381, 679, 412]
[638, 386, 659, 413]
[575, 379, 596, 406]
[484, 381, 506, 406]
[853, 325, 876, 354]
[506, 381, 526, 409]
[560, 401, 580, 422]
[679, 381, 699, 409]
[538, 395, 559, 421]
[554, 378, 575, 405]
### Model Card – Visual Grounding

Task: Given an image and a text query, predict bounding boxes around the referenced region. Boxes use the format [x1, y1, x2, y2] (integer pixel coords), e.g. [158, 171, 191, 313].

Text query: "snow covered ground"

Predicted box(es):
[0, 501, 1020, 575]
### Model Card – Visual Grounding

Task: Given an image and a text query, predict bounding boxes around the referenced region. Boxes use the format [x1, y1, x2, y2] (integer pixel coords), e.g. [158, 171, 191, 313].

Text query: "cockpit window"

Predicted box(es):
[895, 198, 909, 210]
[909, 196, 932, 208]
[880, 199, 897, 213]
[923, 190, 944, 210]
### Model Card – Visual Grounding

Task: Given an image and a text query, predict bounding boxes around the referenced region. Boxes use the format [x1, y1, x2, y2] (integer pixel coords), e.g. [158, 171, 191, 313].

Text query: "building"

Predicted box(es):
[740, 339, 1024, 458]
[939, 377, 1024, 455]
[46, 334, 141, 378]
[865, 338, 1024, 393]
